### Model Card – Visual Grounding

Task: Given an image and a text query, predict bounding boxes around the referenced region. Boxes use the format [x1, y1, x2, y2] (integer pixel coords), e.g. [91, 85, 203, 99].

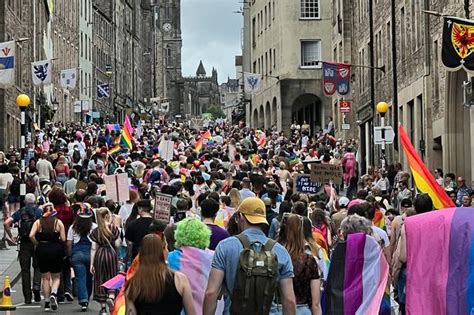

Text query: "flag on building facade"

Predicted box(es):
[399, 124, 455, 209]
[442, 16, 474, 72]
[244, 72, 263, 93]
[60, 68, 77, 89]
[97, 83, 110, 98]
[322, 62, 351, 96]
[0, 41, 15, 88]
[31, 59, 52, 85]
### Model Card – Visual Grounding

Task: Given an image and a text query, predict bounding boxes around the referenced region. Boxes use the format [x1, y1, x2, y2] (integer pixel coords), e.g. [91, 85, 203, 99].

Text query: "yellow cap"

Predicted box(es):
[238, 197, 268, 225]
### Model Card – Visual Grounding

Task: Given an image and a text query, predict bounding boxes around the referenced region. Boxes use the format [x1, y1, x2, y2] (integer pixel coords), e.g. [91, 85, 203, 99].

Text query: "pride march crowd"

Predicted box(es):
[1, 117, 473, 315]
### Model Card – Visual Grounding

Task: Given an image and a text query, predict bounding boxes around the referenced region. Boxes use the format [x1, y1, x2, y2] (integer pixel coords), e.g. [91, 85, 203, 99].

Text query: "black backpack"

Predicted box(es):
[25, 174, 37, 194]
[231, 234, 279, 315]
[73, 150, 81, 164]
[10, 176, 21, 196]
[18, 207, 36, 241]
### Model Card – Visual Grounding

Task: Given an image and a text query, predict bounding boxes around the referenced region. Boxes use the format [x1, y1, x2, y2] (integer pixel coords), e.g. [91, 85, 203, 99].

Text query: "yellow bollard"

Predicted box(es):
[0, 276, 16, 312]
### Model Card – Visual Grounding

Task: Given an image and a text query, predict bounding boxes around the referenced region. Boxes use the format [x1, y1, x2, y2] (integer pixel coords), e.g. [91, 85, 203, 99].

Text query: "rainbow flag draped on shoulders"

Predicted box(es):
[399, 124, 455, 209]
[324, 233, 389, 314]
[406, 207, 474, 314]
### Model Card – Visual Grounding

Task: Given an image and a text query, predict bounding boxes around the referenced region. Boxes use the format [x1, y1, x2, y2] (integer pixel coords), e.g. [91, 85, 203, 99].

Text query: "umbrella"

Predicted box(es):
[101, 272, 126, 290]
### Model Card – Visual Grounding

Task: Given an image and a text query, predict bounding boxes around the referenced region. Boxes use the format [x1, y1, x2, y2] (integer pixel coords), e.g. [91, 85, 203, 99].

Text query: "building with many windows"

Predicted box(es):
[332, 0, 474, 185]
[243, 0, 332, 134]
[78, 0, 93, 124]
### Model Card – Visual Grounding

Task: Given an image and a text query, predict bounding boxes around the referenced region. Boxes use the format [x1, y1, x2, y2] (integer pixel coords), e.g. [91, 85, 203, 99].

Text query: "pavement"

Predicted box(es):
[0, 218, 22, 290]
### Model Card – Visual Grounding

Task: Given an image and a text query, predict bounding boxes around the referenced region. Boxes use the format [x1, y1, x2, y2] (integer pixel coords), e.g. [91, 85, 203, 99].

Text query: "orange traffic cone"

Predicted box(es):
[0, 276, 16, 311]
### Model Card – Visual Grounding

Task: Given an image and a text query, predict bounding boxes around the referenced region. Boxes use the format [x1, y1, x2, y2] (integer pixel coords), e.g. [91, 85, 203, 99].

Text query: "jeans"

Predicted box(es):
[270, 304, 312, 315]
[18, 241, 41, 302]
[58, 255, 72, 300]
[71, 250, 92, 304]
[57, 174, 68, 185]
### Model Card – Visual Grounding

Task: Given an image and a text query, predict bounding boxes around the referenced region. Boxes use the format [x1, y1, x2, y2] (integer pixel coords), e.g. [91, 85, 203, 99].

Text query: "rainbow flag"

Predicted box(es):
[250, 153, 261, 167]
[168, 246, 224, 314]
[120, 115, 134, 149]
[372, 207, 386, 230]
[255, 130, 267, 148]
[111, 257, 139, 315]
[405, 207, 474, 314]
[399, 125, 455, 209]
[325, 233, 389, 314]
[106, 124, 121, 133]
[107, 145, 122, 156]
[195, 130, 212, 152]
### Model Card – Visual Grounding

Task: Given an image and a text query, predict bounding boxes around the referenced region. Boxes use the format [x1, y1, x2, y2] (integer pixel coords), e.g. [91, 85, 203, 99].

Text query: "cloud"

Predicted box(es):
[181, 0, 242, 83]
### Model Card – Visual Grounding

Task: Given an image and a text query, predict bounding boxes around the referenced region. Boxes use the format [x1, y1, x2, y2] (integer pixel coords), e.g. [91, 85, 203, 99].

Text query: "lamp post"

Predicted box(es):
[376, 101, 389, 170]
[16, 94, 30, 205]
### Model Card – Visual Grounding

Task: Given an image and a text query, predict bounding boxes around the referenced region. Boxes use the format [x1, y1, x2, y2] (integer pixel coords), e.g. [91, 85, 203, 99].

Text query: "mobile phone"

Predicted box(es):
[174, 211, 186, 223]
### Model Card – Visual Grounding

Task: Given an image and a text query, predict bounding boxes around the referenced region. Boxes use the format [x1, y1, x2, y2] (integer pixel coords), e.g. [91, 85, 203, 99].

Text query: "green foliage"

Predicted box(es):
[206, 105, 226, 119]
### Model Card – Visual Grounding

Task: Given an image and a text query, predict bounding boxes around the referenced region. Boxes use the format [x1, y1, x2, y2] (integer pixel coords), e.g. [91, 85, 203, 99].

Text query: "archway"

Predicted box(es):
[253, 108, 259, 128]
[272, 97, 277, 128]
[258, 105, 264, 129]
[265, 101, 271, 129]
[292, 94, 321, 135]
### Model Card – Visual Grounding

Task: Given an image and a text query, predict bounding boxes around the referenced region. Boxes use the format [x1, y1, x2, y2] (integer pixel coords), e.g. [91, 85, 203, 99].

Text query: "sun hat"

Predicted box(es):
[238, 197, 268, 225]
[77, 203, 94, 219]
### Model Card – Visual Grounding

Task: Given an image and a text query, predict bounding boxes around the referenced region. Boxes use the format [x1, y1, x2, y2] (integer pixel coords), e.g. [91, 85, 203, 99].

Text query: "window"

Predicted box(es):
[273, 48, 276, 68]
[264, 6, 267, 29]
[268, 2, 272, 25]
[300, 0, 320, 19]
[301, 40, 321, 67]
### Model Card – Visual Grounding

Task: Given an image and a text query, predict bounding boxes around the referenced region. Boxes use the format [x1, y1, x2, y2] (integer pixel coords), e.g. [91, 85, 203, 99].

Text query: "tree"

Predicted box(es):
[206, 105, 226, 119]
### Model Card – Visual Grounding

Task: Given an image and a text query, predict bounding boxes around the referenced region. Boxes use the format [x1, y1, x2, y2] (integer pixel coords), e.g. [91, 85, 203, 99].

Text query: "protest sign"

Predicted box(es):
[295, 174, 322, 194]
[104, 173, 129, 203]
[158, 140, 174, 161]
[154, 193, 173, 221]
[310, 164, 343, 185]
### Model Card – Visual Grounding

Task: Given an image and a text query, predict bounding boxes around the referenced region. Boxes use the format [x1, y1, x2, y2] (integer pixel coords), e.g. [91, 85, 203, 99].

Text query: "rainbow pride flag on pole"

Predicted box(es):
[120, 115, 134, 149]
[107, 144, 122, 156]
[195, 130, 212, 152]
[324, 233, 389, 314]
[405, 207, 474, 314]
[399, 124, 455, 209]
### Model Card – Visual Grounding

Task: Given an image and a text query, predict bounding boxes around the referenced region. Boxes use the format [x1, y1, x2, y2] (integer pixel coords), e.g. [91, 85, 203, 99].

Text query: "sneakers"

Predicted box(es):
[50, 294, 58, 311]
[44, 301, 51, 312]
[33, 289, 41, 303]
[99, 307, 108, 315]
[65, 292, 74, 302]
[80, 302, 88, 312]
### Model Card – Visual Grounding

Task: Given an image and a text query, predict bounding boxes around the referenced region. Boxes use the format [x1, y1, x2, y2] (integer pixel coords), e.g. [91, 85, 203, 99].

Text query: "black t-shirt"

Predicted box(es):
[125, 217, 154, 259]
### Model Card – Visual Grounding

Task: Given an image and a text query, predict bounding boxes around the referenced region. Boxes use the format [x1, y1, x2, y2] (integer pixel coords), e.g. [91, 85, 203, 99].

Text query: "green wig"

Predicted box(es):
[174, 218, 211, 249]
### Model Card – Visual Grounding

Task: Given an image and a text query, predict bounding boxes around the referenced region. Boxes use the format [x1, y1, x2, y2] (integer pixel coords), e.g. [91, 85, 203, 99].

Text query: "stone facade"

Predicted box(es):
[79, 0, 93, 124]
[333, 0, 474, 185]
[243, 0, 333, 135]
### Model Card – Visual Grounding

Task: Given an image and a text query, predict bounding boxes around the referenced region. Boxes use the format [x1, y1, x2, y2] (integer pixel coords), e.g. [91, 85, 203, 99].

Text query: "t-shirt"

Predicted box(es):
[125, 217, 154, 259]
[36, 159, 53, 182]
[206, 224, 230, 251]
[371, 225, 390, 248]
[292, 253, 320, 305]
[212, 228, 294, 313]
[0, 173, 13, 190]
[64, 178, 77, 195]
[12, 205, 42, 223]
[118, 202, 134, 223]
[67, 223, 97, 244]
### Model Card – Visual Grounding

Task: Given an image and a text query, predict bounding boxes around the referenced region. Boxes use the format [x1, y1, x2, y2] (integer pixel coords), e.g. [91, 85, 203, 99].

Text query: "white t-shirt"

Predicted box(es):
[67, 223, 97, 244]
[36, 159, 53, 182]
[118, 202, 134, 223]
[371, 226, 390, 248]
[0, 173, 13, 190]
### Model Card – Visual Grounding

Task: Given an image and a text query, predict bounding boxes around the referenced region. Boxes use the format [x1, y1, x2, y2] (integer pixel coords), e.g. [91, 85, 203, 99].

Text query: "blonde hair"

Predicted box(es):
[95, 207, 112, 244]
[229, 188, 242, 209]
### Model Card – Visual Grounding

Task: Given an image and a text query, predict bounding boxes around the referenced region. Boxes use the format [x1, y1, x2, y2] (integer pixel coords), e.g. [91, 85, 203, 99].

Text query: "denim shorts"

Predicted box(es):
[8, 195, 20, 203]
[270, 304, 311, 315]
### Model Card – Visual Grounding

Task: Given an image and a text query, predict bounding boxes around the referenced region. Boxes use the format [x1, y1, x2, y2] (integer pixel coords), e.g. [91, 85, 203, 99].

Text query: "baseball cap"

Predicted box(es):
[338, 197, 350, 208]
[238, 197, 268, 225]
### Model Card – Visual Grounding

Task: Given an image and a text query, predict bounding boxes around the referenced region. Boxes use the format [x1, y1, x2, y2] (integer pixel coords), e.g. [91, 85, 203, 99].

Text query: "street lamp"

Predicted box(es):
[376, 101, 389, 170]
[16, 94, 30, 206]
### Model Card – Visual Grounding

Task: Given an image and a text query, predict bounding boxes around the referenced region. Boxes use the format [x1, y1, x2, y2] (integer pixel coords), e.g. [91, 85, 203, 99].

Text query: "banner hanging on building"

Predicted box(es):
[97, 83, 110, 98]
[244, 72, 262, 93]
[322, 62, 351, 96]
[31, 59, 52, 85]
[0, 41, 15, 88]
[60, 68, 77, 89]
[442, 16, 474, 72]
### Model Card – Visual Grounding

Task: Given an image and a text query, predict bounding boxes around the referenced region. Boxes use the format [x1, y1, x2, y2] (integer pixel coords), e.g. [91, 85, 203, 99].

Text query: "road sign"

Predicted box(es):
[339, 100, 352, 113]
[342, 123, 350, 130]
[374, 126, 395, 144]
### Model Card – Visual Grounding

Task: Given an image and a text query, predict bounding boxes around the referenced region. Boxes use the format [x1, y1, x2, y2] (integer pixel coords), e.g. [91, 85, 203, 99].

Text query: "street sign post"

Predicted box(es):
[374, 126, 395, 144]
[342, 123, 350, 130]
[339, 100, 352, 113]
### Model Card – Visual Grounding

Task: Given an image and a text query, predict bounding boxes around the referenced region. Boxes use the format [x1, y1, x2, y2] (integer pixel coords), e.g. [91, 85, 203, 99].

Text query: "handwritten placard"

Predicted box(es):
[310, 164, 343, 185]
[154, 193, 173, 222]
[295, 175, 322, 194]
[104, 173, 129, 203]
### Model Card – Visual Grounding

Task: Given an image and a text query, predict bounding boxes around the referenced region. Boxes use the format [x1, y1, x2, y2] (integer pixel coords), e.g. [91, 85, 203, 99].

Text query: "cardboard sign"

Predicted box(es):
[295, 175, 322, 194]
[310, 164, 343, 185]
[154, 193, 173, 222]
[104, 173, 129, 203]
[158, 140, 174, 161]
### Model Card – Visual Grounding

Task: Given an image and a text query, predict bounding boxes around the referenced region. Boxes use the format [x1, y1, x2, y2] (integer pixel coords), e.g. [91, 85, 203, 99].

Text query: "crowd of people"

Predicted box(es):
[0, 119, 472, 315]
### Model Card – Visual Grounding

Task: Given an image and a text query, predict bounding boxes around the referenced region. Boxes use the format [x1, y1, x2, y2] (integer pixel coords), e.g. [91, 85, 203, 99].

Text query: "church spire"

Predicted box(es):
[196, 60, 206, 78]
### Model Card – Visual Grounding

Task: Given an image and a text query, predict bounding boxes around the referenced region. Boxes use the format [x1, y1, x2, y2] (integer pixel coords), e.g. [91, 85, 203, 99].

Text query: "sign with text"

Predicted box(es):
[339, 100, 352, 113]
[104, 173, 129, 203]
[310, 164, 343, 185]
[295, 175, 322, 194]
[154, 193, 173, 222]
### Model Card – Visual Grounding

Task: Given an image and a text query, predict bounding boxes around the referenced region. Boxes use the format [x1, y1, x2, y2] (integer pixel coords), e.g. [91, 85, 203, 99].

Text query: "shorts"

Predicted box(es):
[7, 195, 20, 203]
[36, 242, 64, 274]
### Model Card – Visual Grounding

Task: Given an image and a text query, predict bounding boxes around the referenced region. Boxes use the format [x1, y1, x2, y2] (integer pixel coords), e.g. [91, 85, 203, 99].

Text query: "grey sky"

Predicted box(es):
[181, 0, 242, 84]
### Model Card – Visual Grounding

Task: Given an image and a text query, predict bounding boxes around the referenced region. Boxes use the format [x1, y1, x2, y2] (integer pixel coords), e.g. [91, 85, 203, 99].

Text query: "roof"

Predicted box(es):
[196, 60, 206, 76]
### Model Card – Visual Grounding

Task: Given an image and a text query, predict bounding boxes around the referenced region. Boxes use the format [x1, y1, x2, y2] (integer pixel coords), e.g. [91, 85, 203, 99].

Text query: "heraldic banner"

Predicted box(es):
[442, 16, 474, 72]
[322, 62, 351, 96]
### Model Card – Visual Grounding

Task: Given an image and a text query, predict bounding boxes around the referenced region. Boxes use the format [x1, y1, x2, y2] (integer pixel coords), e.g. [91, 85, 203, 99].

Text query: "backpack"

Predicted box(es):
[26, 174, 37, 194]
[18, 207, 36, 241]
[72, 150, 81, 164]
[231, 234, 278, 315]
[10, 176, 21, 196]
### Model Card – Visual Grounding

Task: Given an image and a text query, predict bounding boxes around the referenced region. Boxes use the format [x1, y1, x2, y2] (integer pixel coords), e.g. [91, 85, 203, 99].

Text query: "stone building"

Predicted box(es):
[242, 0, 333, 134]
[183, 61, 221, 117]
[79, 0, 93, 124]
[332, 0, 474, 185]
[221, 56, 243, 120]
